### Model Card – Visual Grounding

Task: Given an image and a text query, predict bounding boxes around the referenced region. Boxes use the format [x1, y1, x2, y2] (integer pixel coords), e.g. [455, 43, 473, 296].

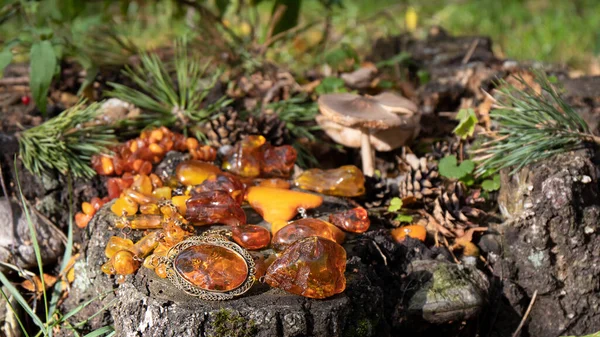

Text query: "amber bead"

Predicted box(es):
[258, 178, 291, 189]
[231, 225, 271, 250]
[111, 196, 139, 216]
[163, 221, 193, 246]
[221, 135, 264, 177]
[271, 218, 345, 251]
[171, 195, 191, 215]
[155, 264, 168, 278]
[176, 160, 221, 186]
[75, 212, 93, 229]
[265, 237, 346, 299]
[101, 261, 115, 275]
[261, 145, 297, 178]
[130, 230, 162, 258]
[191, 173, 245, 205]
[140, 203, 160, 215]
[115, 214, 163, 229]
[132, 174, 153, 196]
[113, 250, 140, 275]
[105, 236, 134, 258]
[152, 186, 172, 200]
[174, 244, 249, 291]
[294, 165, 365, 197]
[185, 191, 247, 226]
[246, 186, 323, 231]
[329, 207, 370, 233]
[391, 225, 427, 243]
[124, 189, 158, 205]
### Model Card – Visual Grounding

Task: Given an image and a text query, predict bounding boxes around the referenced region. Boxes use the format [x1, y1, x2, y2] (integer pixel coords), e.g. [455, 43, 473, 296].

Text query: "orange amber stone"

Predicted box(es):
[185, 191, 247, 226]
[261, 145, 297, 178]
[246, 187, 323, 230]
[191, 173, 245, 205]
[176, 160, 221, 186]
[75, 212, 92, 229]
[163, 221, 193, 246]
[271, 218, 345, 251]
[231, 225, 271, 250]
[140, 203, 160, 215]
[258, 178, 291, 189]
[171, 195, 191, 214]
[152, 186, 172, 200]
[174, 245, 249, 291]
[391, 225, 427, 243]
[105, 236, 134, 258]
[113, 250, 140, 275]
[294, 165, 365, 197]
[265, 237, 346, 299]
[221, 135, 265, 177]
[111, 197, 138, 216]
[124, 189, 157, 205]
[155, 264, 168, 278]
[329, 207, 370, 233]
[132, 175, 153, 196]
[115, 214, 163, 229]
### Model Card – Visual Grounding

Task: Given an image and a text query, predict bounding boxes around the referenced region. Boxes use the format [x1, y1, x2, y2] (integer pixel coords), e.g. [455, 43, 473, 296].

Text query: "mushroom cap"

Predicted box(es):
[372, 92, 418, 115]
[318, 93, 408, 129]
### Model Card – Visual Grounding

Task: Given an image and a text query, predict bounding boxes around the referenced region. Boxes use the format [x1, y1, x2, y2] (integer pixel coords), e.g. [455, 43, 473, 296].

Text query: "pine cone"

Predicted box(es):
[398, 154, 441, 203]
[361, 175, 392, 208]
[431, 181, 486, 232]
[202, 108, 251, 147]
[250, 113, 289, 146]
[427, 139, 462, 161]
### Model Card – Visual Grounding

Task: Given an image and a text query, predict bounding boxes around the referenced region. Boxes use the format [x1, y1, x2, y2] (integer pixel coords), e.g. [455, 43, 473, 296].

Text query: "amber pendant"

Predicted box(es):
[159, 231, 256, 300]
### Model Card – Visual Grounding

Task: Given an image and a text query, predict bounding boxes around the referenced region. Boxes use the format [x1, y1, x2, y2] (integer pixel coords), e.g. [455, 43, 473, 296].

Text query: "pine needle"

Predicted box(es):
[107, 41, 230, 137]
[473, 71, 599, 175]
[18, 101, 116, 178]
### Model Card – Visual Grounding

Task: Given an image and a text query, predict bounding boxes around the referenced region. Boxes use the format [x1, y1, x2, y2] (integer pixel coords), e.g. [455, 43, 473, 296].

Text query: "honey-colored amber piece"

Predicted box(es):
[265, 237, 346, 299]
[185, 191, 247, 226]
[124, 189, 157, 205]
[246, 187, 323, 231]
[176, 160, 221, 186]
[174, 244, 249, 291]
[140, 203, 160, 215]
[105, 236, 134, 258]
[155, 264, 168, 278]
[294, 165, 365, 197]
[163, 221, 193, 246]
[258, 178, 291, 189]
[271, 218, 345, 251]
[391, 225, 427, 243]
[131, 174, 153, 196]
[222, 136, 265, 177]
[231, 225, 271, 250]
[101, 261, 115, 275]
[113, 250, 140, 275]
[152, 186, 172, 200]
[130, 230, 162, 258]
[171, 195, 191, 214]
[75, 212, 93, 229]
[329, 207, 370, 233]
[192, 173, 245, 205]
[111, 196, 138, 216]
[115, 214, 163, 229]
[261, 145, 297, 177]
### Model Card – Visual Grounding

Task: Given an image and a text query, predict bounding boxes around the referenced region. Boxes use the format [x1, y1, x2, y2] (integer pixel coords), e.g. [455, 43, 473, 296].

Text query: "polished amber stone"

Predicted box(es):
[171, 195, 191, 215]
[113, 250, 140, 275]
[105, 236, 134, 258]
[152, 186, 172, 200]
[176, 160, 222, 186]
[163, 221, 193, 246]
[111, 196, 138, 216]
[265, 237, 346, 299]
[271, 218, 345, 251]
[294, 165, 365, 197]
[192, 173, 245, 205]
[261, 145, 297, 178]
[246, 186, 323, 231]
[329, 207, 370, 233]
[174, 245, 249, 291]
[391, 225, 427, 243]
[186, 191, 247, 226]
[130, 230, 162, 258]
[222, 135, 265, 177]
[258, 178, 291, 189]
[115, 214, 163, 229]
[231, 225, 271, 250]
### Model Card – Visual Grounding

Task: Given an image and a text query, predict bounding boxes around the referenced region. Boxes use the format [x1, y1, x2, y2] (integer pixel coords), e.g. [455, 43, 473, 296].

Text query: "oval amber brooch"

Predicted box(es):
[160, 231, 256, 300]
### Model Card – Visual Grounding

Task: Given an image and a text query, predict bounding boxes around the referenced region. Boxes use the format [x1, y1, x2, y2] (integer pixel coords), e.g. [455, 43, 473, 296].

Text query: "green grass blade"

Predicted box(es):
[0, 272, 45, 331]
[83, 326, 114, 337]
[0, 287, 30, 337]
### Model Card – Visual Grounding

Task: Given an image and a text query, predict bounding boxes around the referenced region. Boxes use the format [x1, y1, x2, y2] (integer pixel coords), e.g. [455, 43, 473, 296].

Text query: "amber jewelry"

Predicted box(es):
[159, 229, 256, 301]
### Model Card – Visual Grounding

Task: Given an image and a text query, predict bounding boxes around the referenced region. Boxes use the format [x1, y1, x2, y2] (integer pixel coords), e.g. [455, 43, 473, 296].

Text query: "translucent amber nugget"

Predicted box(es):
[171, 195, 191, 214]
[265, 237, 346, 299]
[186, 191, 247, 226]
[176, 160, 221, 186]
[258, 179, 291, 189]
[174, 245, 249, 291]
[111, 196, 138, 216]
[261, 145, 297, 178]
[391, 225, 426, 243]
[294, 165, 365, 197]
[105, 236, 134, 258]
[246, 187, 323, 232]
[271, 218, 345, 251]
[222, 135, 265, 177]
[112, 250, 139, 275]
[115, 214, 163, 229]
[192, 173, 245, 204]
[329, 207, 370, 233]
[130, 230, 162, 258]
[231, 225, 271, 250]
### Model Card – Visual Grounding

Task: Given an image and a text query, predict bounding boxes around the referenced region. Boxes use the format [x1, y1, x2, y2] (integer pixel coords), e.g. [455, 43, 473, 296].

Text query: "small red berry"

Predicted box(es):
[21, 96, 31, 105]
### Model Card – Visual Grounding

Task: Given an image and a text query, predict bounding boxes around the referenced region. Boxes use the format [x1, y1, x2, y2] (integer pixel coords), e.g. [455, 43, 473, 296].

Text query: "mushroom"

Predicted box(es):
[317, 92, 420, 176]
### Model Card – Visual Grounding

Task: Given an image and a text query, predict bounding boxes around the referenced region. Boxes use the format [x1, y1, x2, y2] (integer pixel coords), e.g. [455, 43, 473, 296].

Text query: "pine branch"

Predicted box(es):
[473, 71, 599, 175]
[107, 41, 231, 135]
[17, 101, 116, 178]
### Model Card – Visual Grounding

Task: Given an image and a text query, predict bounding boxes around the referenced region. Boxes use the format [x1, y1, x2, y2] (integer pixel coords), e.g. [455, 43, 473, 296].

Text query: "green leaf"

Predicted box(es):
[271, 0, 302, 36]
[215, 0, 230, 17]
[439, 155, 475, 180]
[30, 40, 57, 114]
[453, 108, 478, 139]
[83, 326, 115, 337]
[0, 48, 13, 74]
[394, 214, 413, 223]
[461, 173, 475, 186]
[481, 174, 501, 191]
[315, 77, 346, 95]
[388, 197, 403, 212]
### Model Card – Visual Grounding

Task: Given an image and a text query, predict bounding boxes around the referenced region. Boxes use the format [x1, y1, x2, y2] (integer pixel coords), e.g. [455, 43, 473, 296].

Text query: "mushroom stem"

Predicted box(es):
[360, 128, 375, 176]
